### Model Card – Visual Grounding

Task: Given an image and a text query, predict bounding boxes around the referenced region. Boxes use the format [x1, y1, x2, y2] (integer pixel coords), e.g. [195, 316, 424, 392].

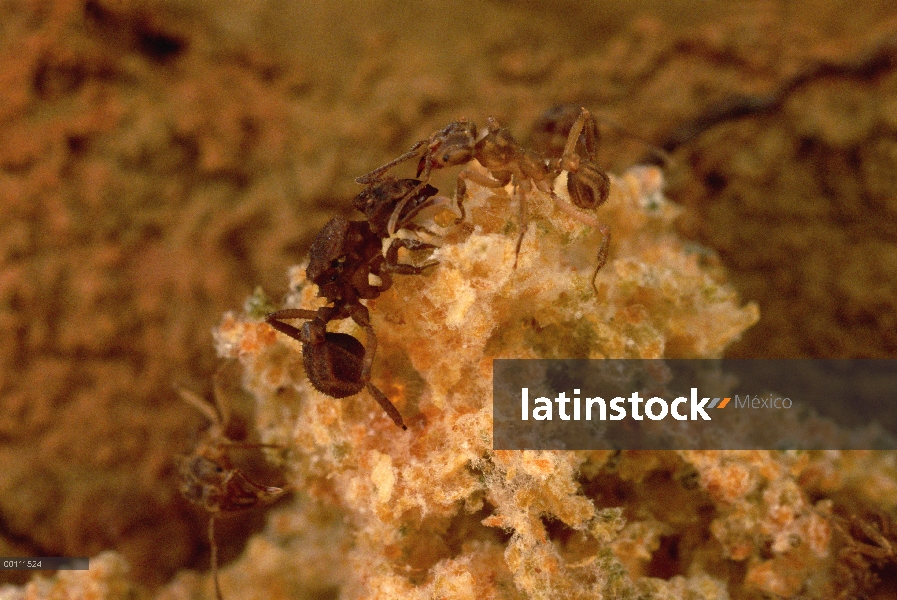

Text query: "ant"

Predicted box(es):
[267, 179, 443, 430]
[176, 387, 285, 600]
[356, 108, 613, 291]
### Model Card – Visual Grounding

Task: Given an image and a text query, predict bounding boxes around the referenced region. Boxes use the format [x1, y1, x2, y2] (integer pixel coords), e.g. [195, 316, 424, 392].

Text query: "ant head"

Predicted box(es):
[353, 177, 409, 212]
[353, 178, 431, 216]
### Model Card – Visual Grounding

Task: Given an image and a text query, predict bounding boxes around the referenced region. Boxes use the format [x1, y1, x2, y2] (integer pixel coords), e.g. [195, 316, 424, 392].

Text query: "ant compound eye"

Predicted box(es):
[441, 148, 472, 166]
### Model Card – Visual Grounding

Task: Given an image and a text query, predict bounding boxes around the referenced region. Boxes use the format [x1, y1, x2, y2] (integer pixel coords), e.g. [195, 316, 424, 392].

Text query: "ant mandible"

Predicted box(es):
[356, 108, 613, 291]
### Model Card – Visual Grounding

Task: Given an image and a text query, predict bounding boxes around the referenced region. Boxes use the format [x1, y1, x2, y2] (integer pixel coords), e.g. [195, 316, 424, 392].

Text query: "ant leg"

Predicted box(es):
[386, 180, 442, 237]
[542, 186, 613, 289]
[267, 308, 320, 320]
[456, 179, 466, 223]
[590, 224, 611, 294]
[265, 309, 321, 343]
[562, 107, 596, 159]
[209, 516, 223, 600]
[341, 304, 376, 383]
[360, 324, 377, 384]
[347, 306, 407, 431]
[386, 194, 413, 238]
[390, 193, 447, 235]
[455, 168, 507, 224]
[177, 388, 222, 426]
[355, 140, 427, 185]
[366, 381, 407, 430]
[384, 238, 438, 273]
[345, 308, 407, 430]
[350, 255, 388, 298]
[546, 187, 602, 228]
[512, 178, 529, 269]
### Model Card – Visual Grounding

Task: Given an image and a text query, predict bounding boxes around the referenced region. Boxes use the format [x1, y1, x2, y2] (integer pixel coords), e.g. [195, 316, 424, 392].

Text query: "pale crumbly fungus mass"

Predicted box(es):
[18, 168, 895, 600]
[200, 166, 770, 600]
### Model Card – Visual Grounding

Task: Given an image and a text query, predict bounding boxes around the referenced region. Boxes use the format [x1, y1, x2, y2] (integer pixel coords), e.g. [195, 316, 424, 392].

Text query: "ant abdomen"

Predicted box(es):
[303, 331, 366, 399]
[567, 165, 610, 209]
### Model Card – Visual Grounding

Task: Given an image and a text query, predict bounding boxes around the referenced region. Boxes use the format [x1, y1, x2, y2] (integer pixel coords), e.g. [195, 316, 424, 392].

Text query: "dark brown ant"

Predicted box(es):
[356, 108, 613, 290]
[176, 388, 284, 600]
[266, 181, 442, 430]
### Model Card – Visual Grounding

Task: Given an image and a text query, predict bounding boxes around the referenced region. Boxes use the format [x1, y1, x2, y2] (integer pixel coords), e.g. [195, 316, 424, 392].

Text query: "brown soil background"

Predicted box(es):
[1, 0, 896, 591]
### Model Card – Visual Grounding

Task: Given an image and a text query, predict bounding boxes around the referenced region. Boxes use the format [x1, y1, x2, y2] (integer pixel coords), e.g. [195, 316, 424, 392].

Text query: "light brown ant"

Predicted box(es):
[176, 388, 285, 600]
[356, 108, 613, 290]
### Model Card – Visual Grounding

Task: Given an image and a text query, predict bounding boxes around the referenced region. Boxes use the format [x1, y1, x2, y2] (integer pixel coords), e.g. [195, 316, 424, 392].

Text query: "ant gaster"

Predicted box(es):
[267, 180, 442, 430]
[176, 388, 284, 600]
[356, 108, 613, 290]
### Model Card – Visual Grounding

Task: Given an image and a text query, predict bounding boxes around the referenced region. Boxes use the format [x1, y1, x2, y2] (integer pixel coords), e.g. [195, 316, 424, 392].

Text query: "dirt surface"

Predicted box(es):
[1, 0, 896, 592]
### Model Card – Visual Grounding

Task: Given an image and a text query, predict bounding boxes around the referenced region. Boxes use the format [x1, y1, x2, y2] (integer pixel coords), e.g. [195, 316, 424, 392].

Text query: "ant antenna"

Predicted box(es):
[209, 516, 223, 600]
[592, 112, 676, 169]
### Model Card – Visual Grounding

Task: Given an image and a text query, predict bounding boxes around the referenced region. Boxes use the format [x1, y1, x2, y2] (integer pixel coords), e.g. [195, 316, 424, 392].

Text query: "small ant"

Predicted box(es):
[176, 388, 284, 600]
[267, 183, 441, 430]
[356, 108, 613, 290]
